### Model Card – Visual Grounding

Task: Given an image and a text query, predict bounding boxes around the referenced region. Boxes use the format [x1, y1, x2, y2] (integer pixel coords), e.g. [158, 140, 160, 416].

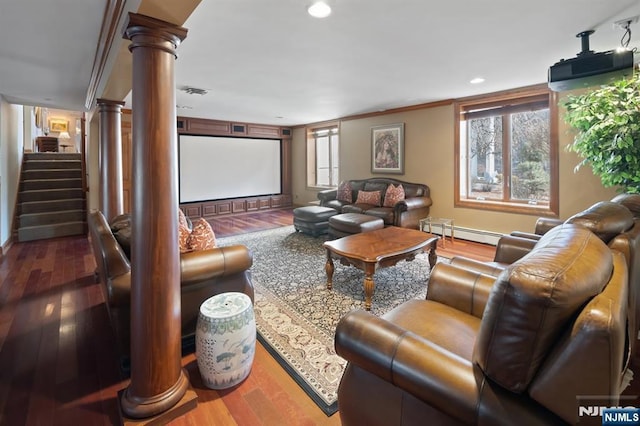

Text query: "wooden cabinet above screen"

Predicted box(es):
[177, 116, 292, 139]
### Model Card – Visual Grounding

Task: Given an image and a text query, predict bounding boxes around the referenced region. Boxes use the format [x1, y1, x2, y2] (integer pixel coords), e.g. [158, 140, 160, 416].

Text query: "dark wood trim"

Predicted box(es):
[181, 195, 292, 220]
[548, 90, 560, 217]
[294, 98, 455, 129]
[85, 0, 127, 109]
[80, 115, 88, 192]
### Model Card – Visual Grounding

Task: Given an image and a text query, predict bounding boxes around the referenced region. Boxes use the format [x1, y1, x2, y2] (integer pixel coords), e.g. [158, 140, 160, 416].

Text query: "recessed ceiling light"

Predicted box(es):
[470, 77, 485, 84]
[308, 2, 331, 18]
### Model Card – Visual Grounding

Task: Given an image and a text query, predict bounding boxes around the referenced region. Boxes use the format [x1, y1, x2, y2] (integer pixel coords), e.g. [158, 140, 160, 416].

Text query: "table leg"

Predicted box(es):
[325, 250, 334, 290]
[428, 241, 437, 270]
[450, 220, 455, 245]
[363, 272, 374, 311]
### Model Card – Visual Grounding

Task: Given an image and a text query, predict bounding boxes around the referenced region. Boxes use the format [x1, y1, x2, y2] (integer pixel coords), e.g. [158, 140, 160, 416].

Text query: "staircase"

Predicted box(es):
[17, 152, 87, 242]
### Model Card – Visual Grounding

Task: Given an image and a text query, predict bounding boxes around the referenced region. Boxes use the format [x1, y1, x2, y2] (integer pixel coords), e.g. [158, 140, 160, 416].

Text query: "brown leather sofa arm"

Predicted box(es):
[335, 310, 480, 423]
[427, 263, 494, 317]
[510, 231, 542, 240]
[100, 233, 131, 278]
[109, 272, 132, 306]
[493, 235, 537, 264]
[180, 245, 253, 285]
[534, 217, 563, 235]
[449, 256, 505, 277]
[317, 189, 337, 203]
[394, 196, 432, 211]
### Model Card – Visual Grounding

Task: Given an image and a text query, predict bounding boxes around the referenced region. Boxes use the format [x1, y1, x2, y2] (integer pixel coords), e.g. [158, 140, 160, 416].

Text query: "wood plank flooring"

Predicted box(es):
[12, 208, 633, 425]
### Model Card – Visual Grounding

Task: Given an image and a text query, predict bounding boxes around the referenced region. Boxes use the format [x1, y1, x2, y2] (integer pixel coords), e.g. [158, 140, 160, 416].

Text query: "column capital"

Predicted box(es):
[123, 13, 188, 57]
[96, 98, 125, 107]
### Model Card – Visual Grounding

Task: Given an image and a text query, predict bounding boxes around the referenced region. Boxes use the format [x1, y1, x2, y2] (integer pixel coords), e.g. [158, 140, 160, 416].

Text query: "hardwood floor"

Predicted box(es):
[0, 208, 523, 425]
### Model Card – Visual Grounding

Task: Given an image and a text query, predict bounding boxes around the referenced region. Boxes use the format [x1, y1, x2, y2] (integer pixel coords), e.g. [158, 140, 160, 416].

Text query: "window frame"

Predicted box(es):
[454, 85, 559, 216]
[306, 122, 340, 189]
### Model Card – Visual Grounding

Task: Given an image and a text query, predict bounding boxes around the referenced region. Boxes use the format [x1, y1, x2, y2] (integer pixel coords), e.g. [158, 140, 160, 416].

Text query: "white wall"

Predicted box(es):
[0, 97, 24, 251]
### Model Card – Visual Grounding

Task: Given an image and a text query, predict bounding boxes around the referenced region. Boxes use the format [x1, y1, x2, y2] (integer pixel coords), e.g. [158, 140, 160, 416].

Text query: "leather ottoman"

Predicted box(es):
[293, 206, 338, 237]
[328, 213, 385, 239]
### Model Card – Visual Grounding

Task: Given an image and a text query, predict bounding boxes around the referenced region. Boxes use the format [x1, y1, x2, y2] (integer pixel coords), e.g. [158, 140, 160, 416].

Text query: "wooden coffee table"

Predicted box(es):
[323, 226, 439, 311]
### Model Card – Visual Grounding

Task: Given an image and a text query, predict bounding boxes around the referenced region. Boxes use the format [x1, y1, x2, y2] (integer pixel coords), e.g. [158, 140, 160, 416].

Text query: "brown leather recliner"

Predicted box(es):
[88, 209, 254, 369]
[450, 199, 635, 276]
[450, 196, 640, 355]
[335, 224, 629, 425]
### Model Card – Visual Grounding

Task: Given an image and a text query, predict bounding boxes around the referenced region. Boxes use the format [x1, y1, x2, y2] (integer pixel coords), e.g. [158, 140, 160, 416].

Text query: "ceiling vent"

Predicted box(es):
[182, 87, 208, 96]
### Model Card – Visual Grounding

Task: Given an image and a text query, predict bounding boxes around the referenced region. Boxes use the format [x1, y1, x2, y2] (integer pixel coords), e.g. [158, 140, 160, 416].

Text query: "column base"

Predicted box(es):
[118, 386, 197, 426]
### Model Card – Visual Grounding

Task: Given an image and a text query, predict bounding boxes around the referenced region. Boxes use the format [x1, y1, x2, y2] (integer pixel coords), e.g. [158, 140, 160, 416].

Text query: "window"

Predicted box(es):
[307, 124, 339, 187]
[455, 87, 558, 215]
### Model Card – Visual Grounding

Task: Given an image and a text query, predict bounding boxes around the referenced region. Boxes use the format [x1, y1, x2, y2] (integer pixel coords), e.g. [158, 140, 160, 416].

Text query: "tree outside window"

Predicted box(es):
[455, 87, 558, 215]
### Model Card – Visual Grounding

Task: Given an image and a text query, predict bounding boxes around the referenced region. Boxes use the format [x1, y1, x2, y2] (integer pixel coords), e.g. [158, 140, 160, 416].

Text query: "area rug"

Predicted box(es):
[217, 226, 435, 416]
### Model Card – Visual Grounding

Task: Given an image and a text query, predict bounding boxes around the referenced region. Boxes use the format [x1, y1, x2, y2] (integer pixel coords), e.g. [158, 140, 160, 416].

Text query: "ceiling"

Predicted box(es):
[1, 0, 640, 126]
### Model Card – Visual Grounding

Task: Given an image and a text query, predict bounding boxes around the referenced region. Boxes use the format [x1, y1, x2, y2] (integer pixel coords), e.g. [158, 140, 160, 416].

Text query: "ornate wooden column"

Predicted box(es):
[119, 13, 196, 423]
[97, 98, 125, 222]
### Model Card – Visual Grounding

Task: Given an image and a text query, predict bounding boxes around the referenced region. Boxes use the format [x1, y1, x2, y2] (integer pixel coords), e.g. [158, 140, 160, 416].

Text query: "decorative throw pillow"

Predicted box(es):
[186, 218, 216, 251]
[178, 209, 191, 253]
[337, 181, 352, 203]
[383, 184, 405, 207]
[355, 190, 382, 206]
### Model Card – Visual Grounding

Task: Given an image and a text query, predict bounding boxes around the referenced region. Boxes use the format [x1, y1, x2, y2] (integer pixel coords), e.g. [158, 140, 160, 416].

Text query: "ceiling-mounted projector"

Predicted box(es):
[548, 30, 635, 92]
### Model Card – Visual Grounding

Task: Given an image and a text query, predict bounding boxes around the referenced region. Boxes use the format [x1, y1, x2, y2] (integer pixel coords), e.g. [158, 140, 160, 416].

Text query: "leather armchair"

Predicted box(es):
[88, 210, 254, 369]
[450, 197, 640, 355]
[335, 224, 629, 425]
[450, 200, 636, 277]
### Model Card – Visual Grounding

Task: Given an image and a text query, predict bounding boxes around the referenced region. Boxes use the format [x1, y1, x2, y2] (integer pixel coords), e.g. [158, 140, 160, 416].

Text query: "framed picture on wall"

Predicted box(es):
[34, 107, 42, 129]
[371, 123, 404, 174]
[49, 118, 68, 133]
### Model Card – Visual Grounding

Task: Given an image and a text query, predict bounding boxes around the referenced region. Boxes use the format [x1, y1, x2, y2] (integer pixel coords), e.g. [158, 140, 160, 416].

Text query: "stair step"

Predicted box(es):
[21, 178, 83, 191]
[22, 169, 82, 180]
[23, 160, 82, 170]
[19, 209, 85, 227]
[18, 221, 87, 242]
[20, 188, 84, 203]
[24, 152, 80, 161]
[20, 198, 85, 214]
[17, 151, 86, 242]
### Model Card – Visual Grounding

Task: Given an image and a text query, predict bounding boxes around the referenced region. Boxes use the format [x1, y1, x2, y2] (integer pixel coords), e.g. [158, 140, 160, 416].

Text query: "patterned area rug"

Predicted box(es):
[217, 225, 435, 415]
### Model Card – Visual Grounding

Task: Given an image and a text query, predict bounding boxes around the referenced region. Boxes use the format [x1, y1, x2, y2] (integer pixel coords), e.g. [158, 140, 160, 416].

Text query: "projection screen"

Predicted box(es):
[179, 135, 281, 203]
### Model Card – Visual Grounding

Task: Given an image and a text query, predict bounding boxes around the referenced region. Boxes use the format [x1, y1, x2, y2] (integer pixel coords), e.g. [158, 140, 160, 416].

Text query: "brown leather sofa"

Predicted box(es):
[335, 224, 629, 425]
[317, 178, 432, 229]
[88, 210, 254, 369]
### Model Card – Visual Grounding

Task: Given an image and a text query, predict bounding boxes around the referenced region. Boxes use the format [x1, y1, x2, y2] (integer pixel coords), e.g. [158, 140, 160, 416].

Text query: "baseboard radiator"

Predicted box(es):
[430, 225, 502, 246]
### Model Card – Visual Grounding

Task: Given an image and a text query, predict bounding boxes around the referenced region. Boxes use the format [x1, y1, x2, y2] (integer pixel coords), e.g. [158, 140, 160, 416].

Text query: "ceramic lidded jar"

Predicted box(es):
[196, 292, 256, 389]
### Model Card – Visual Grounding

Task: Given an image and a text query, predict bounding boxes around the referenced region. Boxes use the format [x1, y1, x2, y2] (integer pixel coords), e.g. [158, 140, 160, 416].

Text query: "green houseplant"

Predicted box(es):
[563, 73, 640, 193]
